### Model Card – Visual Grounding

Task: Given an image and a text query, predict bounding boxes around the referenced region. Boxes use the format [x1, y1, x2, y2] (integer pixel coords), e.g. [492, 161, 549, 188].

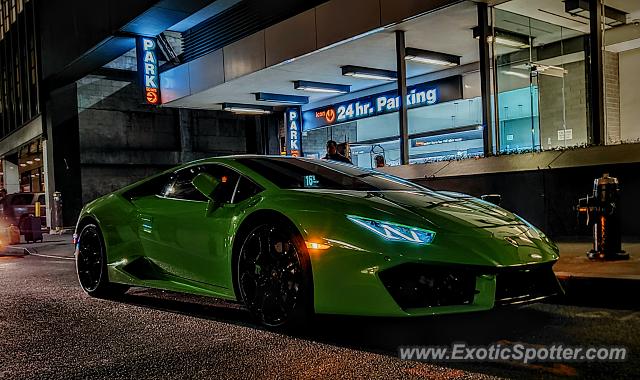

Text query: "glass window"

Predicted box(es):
[237, 157, 430, 191]
[37, 194, 45, 204]
[232, 176, 262, 204]
[162, 164, 240, 203]
[602, 0, 640, 145]
[493, 6, 588, 152]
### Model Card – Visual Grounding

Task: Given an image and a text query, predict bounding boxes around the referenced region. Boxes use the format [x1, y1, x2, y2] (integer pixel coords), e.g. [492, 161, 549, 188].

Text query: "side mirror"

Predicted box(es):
[192, 173, 220, 211]
[481, 194, 502, 206]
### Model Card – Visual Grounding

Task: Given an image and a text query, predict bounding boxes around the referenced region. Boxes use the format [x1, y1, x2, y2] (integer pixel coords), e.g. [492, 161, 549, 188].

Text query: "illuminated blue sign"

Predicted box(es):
[303, 75, 462, 130]
[286, 107, 302, 157]
[137, 37, 160, 105]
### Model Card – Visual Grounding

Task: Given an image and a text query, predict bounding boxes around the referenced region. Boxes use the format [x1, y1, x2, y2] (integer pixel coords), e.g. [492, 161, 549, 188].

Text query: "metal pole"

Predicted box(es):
[588, 0, 605, 145]
[395, 30, 409, 165]
[477, 3, 493, 156]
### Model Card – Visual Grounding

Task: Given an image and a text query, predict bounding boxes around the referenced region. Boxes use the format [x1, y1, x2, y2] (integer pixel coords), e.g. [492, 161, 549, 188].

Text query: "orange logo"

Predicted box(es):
[146, 88, 159, 104]
[325, 108, 336, 123]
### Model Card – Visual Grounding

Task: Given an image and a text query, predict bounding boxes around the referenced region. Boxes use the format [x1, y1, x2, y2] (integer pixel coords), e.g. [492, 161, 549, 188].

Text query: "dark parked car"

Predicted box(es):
[0, 192, 46, 231]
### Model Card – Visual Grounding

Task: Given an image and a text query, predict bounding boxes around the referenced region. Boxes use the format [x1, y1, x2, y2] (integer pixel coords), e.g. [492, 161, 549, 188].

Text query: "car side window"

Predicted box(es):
[200, 164, 241, 204]
[162, 166, 208, 202]
[37, 194, 46, 205]
[161, 164, 242, 204]
[232, 176, 262, 203]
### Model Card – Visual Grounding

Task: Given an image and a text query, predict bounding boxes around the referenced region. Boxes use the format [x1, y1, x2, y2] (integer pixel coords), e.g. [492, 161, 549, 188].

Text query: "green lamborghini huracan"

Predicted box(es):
[74, 156, 562, 327]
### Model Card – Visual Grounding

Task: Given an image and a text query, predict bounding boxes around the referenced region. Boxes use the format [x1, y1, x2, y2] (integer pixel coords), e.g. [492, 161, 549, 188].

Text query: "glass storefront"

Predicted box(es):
[493, 7, 588, 152]
[302, 96, 486, 169]
[17, 138, 44, 193]
[292, 0, 640, 168]
[302, 73, 484, 169]
[602, 0, 640, 145]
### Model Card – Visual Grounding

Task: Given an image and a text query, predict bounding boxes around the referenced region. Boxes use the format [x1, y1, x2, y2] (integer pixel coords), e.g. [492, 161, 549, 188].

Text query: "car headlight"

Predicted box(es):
[347, 215, 435, 245]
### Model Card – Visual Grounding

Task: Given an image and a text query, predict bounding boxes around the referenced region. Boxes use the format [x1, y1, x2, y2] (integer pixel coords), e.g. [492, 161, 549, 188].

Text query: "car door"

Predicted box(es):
[133, 164, 247, 289]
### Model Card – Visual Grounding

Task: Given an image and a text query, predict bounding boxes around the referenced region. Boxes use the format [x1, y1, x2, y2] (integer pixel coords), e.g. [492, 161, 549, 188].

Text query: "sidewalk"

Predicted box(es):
[555, 241, 640, 280]
[554, 241, 639, 309]
[2, 232, 75, 259]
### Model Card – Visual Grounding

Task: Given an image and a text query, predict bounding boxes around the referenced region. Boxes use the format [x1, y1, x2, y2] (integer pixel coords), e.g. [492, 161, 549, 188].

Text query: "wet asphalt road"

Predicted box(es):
[0, 254, 638, 380]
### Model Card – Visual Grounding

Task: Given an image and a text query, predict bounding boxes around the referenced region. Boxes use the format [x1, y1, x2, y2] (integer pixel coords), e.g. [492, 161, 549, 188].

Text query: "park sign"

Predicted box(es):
[137, 36, 160, 105]
[286, 107, 302, 157]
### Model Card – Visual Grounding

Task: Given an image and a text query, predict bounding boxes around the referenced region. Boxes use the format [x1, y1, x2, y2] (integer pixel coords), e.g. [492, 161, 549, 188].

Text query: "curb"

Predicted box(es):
[555, 271, 640, 281]
[1, 246, 29, 256]
[3, 244, 75, 261]
[554, 274, 640, 309]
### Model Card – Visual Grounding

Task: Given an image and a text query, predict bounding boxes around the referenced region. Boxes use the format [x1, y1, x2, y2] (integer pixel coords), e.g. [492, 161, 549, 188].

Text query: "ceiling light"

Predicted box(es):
[222, 103, 273, 115]
[529, 63, 568, 78]
[293, 80, 350, 94]
[341, 65, 397, 81]
[404, 48, 460, 67]
[255, 92, 309, 105]
[34, 157, 41, 161]
[473, 27, 529, 49]
[502, 70, 530, 79]
[19, 163, 26, 167]
[26, 160, 33, 165]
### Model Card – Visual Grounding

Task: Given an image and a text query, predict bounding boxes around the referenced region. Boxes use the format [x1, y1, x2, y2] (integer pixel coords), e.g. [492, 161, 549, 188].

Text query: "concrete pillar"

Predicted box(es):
[2, 159, 20, 194]
[477, 2, 494, 156]
[395, 30, 409, 165]
[42, 140, 52, 228]
[44, 83, 83, 227]
[588, 0, 605, 145]
[179, 108, 194, 163]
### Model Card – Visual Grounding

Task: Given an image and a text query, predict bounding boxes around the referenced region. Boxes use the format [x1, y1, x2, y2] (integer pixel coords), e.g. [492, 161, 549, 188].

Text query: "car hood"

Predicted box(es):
[294, 189, 522, 231]
[288, 189, 556, 266]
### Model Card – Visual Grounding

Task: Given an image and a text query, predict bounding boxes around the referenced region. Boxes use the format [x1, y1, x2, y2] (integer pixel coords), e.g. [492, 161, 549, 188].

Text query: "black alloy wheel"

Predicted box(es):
[237, 223, 310, 327]
[76, 224, 128, 297]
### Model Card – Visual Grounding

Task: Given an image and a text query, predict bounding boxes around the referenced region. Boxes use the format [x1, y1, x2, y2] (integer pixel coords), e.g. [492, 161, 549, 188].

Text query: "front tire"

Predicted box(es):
[76, 223, 128, 297]
[237, 223, 312, 328]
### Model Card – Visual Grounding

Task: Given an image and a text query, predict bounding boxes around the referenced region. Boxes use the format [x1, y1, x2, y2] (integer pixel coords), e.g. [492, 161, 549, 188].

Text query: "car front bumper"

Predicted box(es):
[308, 244, 561, 317]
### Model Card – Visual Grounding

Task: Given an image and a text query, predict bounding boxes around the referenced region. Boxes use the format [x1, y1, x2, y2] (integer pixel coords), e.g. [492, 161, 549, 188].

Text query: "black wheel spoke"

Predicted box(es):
[76, 225, 104, 292]
[238, 224, 304, 327]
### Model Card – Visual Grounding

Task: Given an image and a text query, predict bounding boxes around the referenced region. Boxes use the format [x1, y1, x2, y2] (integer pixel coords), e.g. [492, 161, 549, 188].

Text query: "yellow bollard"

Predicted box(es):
[35, 201, 41, 217]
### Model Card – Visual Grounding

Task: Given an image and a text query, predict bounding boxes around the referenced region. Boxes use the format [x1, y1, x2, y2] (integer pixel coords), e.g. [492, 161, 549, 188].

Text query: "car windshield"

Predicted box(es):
[236, 157, 430, 192]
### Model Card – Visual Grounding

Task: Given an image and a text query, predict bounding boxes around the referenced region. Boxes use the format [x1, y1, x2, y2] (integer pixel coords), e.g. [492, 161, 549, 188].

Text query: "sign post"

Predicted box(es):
[137, 36, 161, 105]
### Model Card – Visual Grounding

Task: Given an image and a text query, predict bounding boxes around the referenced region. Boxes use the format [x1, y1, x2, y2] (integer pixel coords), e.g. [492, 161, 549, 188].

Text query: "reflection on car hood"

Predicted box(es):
[374, 190, 522, 228]
[294, 189, 522, 230]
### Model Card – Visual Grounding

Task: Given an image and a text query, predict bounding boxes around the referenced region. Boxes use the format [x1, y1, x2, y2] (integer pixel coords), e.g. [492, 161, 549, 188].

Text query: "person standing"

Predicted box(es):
[374, 155, 385, 168]
[323, 140, 352, 164]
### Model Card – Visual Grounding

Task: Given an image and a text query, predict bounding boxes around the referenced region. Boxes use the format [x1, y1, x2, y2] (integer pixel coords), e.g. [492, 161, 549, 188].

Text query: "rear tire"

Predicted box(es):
[237, 222, 312, 328]
[76, 223, 129, 297]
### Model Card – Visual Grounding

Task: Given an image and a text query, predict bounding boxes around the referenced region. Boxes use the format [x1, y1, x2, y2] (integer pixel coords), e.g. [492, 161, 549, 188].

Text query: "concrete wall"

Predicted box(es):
[76, 75, 279, 204]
